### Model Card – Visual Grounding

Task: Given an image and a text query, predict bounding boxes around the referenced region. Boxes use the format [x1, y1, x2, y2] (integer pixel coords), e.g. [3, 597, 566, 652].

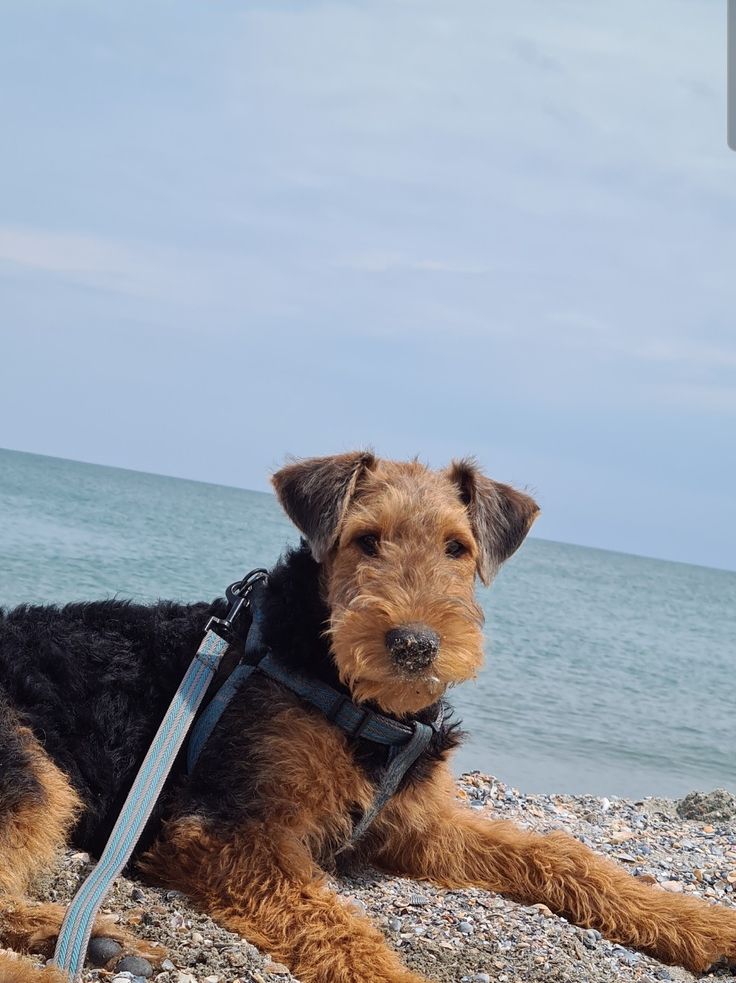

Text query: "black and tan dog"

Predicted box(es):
[1, 452, 735, 983]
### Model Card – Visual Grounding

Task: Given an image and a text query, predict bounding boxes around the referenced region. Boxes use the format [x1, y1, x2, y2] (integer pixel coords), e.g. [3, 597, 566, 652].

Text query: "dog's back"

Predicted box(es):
[0, 598, 219, 854]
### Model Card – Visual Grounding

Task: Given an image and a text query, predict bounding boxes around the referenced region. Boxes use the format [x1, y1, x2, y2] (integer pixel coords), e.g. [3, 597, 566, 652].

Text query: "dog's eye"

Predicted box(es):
[445, 539, 467, 558]
[356, 534, 380, 557]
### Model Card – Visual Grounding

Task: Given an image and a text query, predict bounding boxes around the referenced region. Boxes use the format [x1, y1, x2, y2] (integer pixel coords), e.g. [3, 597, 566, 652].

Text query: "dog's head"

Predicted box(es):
[272, 452, 538, 716]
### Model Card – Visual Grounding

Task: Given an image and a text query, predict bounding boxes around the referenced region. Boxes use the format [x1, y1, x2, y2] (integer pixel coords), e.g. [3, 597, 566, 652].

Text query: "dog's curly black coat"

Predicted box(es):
[0, 543, 460, 859]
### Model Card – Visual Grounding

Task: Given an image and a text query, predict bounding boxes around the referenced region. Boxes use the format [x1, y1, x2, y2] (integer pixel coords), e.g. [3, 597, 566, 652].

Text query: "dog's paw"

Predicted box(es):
[683, 906, 736, 974]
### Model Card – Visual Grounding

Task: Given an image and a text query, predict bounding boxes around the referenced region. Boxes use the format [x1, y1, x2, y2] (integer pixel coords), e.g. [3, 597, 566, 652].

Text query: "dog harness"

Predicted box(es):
[53, 569, 444, 978]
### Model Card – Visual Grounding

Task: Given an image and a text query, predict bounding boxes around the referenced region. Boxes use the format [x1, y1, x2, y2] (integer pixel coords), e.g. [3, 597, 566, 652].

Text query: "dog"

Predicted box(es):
[1, 451, 735, 983]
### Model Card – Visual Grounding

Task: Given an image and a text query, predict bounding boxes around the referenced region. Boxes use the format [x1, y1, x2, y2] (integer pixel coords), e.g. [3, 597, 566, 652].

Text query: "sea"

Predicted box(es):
[1, 447, 733, 801]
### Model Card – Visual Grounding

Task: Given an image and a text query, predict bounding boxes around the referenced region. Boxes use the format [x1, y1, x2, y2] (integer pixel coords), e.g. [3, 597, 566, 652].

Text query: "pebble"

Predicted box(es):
[457, 920, 474, 934]
[387, 916, 403, 932]
[87, 936, 123, 966]
[660, 880, 684, 893]
[114, 956, 153, 978]
[612, 944, 640, 966]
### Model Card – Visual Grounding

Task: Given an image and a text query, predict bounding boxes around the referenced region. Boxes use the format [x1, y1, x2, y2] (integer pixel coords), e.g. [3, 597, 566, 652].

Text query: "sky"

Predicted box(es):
[1, 0, 735, 570]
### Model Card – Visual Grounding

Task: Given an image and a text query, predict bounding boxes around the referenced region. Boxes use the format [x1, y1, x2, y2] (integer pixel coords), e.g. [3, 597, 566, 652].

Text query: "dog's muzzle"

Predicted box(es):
[385, 624, 440, 673]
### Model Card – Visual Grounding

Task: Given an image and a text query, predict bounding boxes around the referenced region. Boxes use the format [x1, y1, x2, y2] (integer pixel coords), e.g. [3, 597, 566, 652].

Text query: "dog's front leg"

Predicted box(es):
[140, 817, 428, 983]
[372, 779, 736, 973]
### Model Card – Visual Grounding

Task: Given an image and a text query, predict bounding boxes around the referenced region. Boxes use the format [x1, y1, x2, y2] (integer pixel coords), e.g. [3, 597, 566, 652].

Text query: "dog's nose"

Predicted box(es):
[385, 625, 440, 672]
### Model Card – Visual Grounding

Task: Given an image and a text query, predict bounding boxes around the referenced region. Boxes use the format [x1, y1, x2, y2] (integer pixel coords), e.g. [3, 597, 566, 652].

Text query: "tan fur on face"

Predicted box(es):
[324, 461, 485, 715]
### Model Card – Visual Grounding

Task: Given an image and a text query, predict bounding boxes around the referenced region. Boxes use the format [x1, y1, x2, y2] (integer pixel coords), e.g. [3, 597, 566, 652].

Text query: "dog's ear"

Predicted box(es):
[446, 459, 539, 584]
[272, 451, 377, 561]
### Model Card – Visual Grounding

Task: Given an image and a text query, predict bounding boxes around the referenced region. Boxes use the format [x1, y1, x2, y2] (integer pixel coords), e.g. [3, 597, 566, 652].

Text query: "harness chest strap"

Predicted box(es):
[187, 644, 444, 847]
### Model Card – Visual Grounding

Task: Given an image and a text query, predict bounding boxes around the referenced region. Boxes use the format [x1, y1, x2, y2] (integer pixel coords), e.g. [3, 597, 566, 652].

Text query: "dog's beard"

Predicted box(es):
[327, 606, 483, 716]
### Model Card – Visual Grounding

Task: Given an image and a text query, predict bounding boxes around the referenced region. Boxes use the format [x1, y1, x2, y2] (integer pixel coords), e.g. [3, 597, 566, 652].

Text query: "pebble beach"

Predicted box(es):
[17, 777, 736, 983]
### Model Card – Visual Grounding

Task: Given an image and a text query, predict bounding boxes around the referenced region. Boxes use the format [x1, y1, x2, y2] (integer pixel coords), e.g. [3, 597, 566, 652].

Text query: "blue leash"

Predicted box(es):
[53, 571, 266, 980]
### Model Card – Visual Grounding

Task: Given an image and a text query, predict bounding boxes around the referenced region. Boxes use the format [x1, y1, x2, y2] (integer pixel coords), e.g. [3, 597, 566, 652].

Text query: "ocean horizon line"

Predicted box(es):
[3, 444, 734, 577]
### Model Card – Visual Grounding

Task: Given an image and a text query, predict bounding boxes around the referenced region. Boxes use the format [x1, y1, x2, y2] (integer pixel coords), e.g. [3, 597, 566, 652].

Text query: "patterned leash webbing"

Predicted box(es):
[52, 629, 229, 979]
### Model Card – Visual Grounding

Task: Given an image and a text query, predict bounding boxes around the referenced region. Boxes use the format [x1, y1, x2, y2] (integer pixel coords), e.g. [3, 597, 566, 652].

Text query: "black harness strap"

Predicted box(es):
[187, 579, 446, 844]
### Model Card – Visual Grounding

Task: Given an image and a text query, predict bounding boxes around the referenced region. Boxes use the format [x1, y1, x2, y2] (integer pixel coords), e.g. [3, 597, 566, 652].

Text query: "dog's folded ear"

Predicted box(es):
[446, 459, 540, 584]
[272, 451, 376, 561]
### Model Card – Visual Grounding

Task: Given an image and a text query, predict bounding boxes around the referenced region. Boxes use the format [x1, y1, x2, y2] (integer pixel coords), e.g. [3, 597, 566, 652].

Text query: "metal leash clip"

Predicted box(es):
[205, 567, 269, 642]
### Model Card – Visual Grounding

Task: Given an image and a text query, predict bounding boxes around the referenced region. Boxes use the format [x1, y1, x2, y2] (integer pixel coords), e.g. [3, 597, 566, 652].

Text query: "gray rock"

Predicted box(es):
[387, 916, 403, 932]
[115, 956, 154, 978]
[409, 893, 429, 906]
[611, 945, 639, 966]
[87, 936, 123, 966]
[457, 920, 474, 935]
[676, 788, 736, 822]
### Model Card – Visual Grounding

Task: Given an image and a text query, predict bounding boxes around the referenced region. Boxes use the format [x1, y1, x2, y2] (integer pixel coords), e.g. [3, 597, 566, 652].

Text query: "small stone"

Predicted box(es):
[457, 920, 473, 934]
[87, 937, 123, 966]
[176, 973, 197, 983]
[203, 977, 220, 983]
[115, 957, 153, 979]
[532, 903, 553, 917]
[409, 893, 429, 905]
[387, 916, 403, 932]
[131, 887, 145, 902]
[413, 924, 427, 936]
[161, 960, 176, 972]
[226, 950, 248, 967]
[474, 974, 491, 983]
[110, 975, 135, 983]
[660, 880, 684, 893]
[345, 896, 368, 913]
[263, 961, 290, 975]
[191, 931, 204, 944]
[636, 872, 658, 885]
[612, 945, 639, 966]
